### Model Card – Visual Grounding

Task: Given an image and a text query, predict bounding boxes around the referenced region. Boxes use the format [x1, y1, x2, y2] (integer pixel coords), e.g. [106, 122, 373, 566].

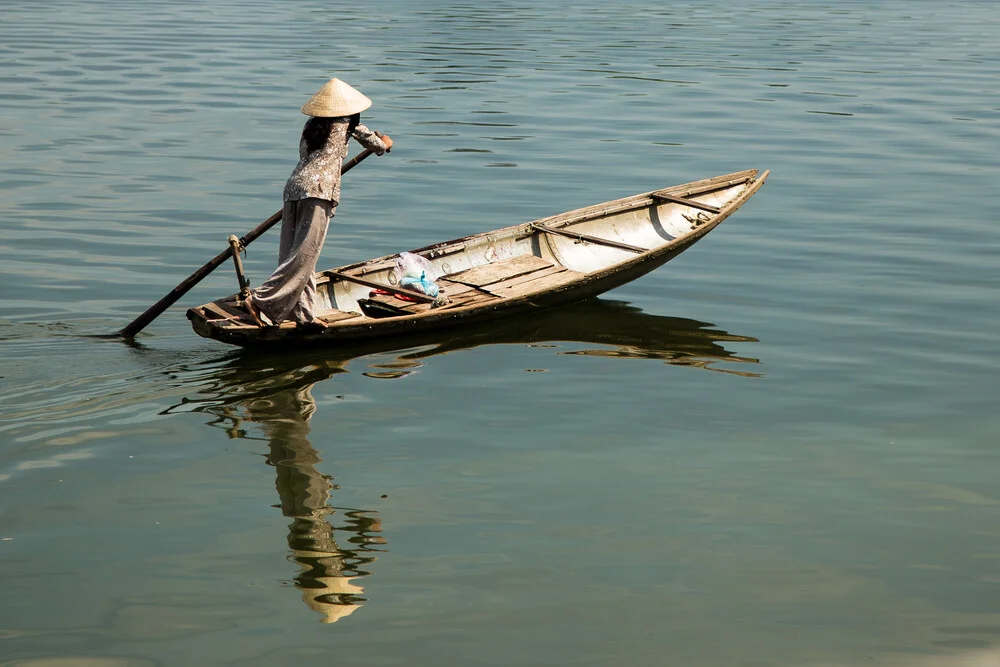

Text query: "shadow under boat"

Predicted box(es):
[391, 297, 762, 377]
[185, 297, 762, 393]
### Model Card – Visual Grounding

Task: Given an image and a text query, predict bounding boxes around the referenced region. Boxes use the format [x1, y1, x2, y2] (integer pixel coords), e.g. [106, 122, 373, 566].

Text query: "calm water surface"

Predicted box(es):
[2, 1, 999, 666]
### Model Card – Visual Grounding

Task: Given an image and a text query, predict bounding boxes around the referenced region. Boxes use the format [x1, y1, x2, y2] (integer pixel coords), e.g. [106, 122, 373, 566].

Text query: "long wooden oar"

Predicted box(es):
[117, 148, 376, 339]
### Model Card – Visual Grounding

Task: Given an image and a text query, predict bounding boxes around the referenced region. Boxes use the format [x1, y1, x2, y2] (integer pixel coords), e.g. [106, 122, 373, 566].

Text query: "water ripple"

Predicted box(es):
[2, 1, 1000, 661]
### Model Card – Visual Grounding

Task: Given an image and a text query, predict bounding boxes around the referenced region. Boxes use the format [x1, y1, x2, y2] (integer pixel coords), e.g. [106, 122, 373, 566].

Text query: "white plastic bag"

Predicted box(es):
[395, 251, 440, 281]
[395, 251, 441, 297]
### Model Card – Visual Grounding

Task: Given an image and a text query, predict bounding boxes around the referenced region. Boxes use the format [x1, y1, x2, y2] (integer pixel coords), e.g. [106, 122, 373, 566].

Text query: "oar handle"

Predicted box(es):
[117, 147, 377, 339]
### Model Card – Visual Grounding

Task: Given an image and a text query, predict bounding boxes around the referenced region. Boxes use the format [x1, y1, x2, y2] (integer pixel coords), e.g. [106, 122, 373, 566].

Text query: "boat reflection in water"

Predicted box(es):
[376, 297, 763, 378]
[178, 298, 761, 622]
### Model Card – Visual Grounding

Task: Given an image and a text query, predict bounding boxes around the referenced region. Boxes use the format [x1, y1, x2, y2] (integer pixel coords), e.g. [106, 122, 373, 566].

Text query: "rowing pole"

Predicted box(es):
[116, 148, 376, 339]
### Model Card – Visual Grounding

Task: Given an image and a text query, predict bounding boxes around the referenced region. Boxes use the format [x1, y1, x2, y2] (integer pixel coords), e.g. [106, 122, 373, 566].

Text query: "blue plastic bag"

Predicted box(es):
[400, 271, 440, 297]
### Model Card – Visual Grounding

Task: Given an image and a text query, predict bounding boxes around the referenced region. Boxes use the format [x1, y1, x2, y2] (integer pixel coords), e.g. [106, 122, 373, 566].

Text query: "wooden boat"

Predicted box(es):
[187, 168, 768, 347]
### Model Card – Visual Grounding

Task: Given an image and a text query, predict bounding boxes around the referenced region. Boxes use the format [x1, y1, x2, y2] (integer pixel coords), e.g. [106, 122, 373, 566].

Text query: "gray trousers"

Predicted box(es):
[252, 197, 335, 324]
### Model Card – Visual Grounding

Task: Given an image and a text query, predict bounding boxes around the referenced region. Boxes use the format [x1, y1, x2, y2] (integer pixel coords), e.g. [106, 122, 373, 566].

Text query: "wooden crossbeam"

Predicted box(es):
[531, 223, 646, 254]
[649, 192, 722, 214]
[326, 270, 438, 303]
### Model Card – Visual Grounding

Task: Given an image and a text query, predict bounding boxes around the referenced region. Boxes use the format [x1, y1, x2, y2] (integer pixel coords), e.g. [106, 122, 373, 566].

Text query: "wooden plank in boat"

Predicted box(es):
[445, 266, 582, 309]
[436, 279, 479, 299]
[490, 268, 583, 299]
[361, 293, 433, 316]
[197, 304, 255, 331]
[196, 304, 226, 321]
[216, 301, 255, 322]
[317, 310, 364, 324]
[444, 254, 553, 288]
[203, 301, 248, 323]
[441, 267, 565, 308]
[216, 320, 256, 331]
[486, 265, 571, 291]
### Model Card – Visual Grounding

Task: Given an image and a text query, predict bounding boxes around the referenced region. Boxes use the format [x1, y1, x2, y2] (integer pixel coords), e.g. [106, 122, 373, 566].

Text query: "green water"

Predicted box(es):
[2, 1, 999, 665]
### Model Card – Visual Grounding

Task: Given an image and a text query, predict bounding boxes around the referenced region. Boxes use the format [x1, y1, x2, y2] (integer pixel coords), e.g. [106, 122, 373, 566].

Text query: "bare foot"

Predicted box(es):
[242, 296, 272, 327]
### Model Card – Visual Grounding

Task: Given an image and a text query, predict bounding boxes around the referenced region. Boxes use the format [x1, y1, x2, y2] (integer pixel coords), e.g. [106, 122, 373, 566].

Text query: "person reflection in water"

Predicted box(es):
[239, 381, 386, 623]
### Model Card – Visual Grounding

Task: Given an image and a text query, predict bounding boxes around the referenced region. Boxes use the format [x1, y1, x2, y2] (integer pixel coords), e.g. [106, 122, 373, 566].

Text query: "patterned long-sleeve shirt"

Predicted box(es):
[282, 121, 387, 203]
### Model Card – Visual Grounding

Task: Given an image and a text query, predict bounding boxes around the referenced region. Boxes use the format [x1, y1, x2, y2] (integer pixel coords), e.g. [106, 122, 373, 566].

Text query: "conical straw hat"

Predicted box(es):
[300, 78, 372, 117]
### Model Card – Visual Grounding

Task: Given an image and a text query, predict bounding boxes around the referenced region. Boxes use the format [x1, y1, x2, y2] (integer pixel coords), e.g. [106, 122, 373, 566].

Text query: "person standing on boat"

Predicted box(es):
[244, 78, 392, 327]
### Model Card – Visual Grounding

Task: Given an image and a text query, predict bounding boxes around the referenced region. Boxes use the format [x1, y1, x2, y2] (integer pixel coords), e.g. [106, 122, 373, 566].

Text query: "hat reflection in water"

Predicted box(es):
[246, 381, 386, 623]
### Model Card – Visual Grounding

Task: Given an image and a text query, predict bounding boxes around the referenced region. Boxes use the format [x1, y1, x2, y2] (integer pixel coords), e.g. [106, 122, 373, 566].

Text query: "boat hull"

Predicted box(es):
[188, 169, 768, 347]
